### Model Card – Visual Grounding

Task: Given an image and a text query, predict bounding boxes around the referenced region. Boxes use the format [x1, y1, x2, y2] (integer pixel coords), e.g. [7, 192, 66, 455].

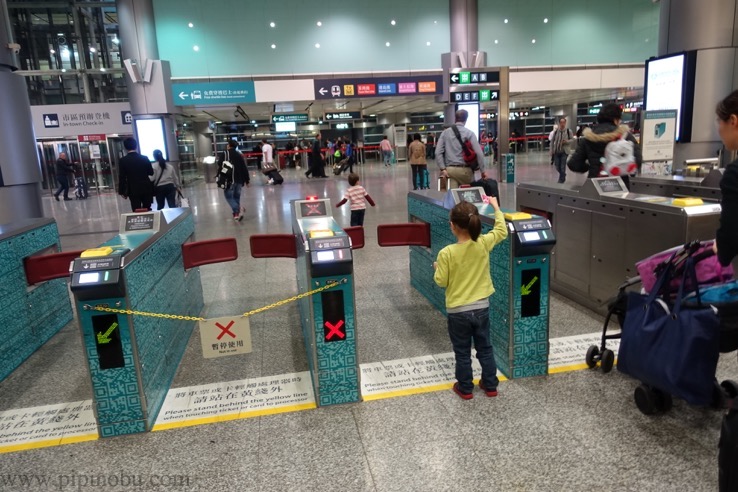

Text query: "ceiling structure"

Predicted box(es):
[179, 87, 644, 123]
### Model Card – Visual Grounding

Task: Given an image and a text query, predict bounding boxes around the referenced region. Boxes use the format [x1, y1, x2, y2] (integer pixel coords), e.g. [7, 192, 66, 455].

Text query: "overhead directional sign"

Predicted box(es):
[171, 81, 255, 106]
[451, 89, 499, 103]
[314, 75, 443, 100]
[271, 113, 308, 123]
[325, 111, 361, 121]
[448, 70, 500, 86]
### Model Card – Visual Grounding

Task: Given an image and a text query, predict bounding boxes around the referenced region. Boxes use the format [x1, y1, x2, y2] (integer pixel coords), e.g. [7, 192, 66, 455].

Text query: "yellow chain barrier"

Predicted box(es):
[84, 279, 344, 320]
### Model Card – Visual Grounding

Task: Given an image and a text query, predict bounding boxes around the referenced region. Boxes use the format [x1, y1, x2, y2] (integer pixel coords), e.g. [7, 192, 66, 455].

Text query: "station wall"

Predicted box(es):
[152, 0, 659, 79]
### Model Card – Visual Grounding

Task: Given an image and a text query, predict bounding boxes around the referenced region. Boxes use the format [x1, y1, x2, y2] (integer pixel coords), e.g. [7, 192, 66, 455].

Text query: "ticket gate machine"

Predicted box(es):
[69, 209, 204, 437]
[291, 198, 360, 406]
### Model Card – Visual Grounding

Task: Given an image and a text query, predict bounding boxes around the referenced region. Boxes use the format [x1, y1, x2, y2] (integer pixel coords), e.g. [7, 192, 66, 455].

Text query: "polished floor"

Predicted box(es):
[0, 153, 734, 491]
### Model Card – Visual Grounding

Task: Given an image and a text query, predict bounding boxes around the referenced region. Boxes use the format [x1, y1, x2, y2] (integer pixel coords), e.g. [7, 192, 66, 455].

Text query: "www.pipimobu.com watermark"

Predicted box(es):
[1, 473, 199, 491]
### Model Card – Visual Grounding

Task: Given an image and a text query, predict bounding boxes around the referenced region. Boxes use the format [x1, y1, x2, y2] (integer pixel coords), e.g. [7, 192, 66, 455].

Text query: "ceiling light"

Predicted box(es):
[494, 39, 498, 44]
[193, 45, 200, 52]
[269, 21, 275, 28]
[385, 42, 391, 47]
[316, 21, 322, 27]
[89, 47, 96, 53]
[318, 120, 323, 124]
[531, 39, 536, 43]
[434, 20, 437, 24]
[315, 43, 320, 48]
[188, 22, 194, 28]
[271, 44, 276, 49]
[390, 19, 396, 26]
[61, 68, 66, 72]
[100, 67, 106, 72]
[251, 120, 256, 124]
[504, 18, 509, 24]
[49, 49, 56, 54]
[369, 114, 375, 117]
[111, 37, 119, 45]
[544, 18, 549, 23]
[426, 41, 431, 46]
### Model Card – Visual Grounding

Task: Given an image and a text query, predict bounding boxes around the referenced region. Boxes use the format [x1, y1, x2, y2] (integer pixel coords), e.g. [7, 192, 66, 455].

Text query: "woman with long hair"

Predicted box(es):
[151, 149, 180, 209]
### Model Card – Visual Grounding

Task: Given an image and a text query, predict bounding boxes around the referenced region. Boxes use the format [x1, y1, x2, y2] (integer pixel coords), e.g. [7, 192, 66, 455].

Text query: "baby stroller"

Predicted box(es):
[73, 174, 88, 199]
[588, 240, 738, 415]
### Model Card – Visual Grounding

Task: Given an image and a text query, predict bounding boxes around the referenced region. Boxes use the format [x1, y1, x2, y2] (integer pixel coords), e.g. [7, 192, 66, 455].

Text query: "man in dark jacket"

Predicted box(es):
[307, 132, 327, 178]
[567, 103, 642, 188]
[118, 137, 154, 211]
[53, 152, 75, 201]
[219, 140, 249, 221]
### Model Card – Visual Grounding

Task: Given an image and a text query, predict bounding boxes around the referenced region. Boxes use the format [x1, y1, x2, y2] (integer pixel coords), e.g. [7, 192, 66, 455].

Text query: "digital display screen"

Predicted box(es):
[299, 200, 328, 217]
[79, 272, 100, 284]
[124, 213, 156, 232]
[459, 189, 483, 204]
[646, 54, 685, 141]
[275, 121, 296, 132]
[458, 103, 480, 140]
[316, 251, 335, 262]
[523, 232, 540, 241]
[135, 118, 168, 162]
[596, 178, 626, 194]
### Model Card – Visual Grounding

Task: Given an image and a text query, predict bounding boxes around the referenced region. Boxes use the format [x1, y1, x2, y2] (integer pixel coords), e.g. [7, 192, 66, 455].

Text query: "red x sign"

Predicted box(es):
[324, 320, 345, 341]
[216, 320, 236, 340]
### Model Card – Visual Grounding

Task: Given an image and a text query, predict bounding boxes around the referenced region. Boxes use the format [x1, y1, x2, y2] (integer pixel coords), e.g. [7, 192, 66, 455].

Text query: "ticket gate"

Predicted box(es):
[69, 209, 204, 437]
[630, 168, 723, 202]
[0, 218, 73, 382]
[292, 199, 360, 406]
[517, 177, 722, 313]
[406, 187, 556, 378]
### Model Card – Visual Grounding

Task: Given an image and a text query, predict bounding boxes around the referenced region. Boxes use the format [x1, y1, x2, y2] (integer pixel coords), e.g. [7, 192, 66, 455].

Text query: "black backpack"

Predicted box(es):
[217, 151, 234, 189]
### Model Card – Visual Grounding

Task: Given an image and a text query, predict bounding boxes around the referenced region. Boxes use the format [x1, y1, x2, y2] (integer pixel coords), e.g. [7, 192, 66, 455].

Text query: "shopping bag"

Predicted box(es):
[618, 258, 721, 406]
[176, 189, 189, 208]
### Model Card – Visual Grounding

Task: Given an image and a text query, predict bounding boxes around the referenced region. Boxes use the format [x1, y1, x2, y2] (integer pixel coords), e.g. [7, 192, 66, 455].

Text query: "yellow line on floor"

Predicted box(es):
[0, 433, 98, 454]
[151, 402, 317, 432]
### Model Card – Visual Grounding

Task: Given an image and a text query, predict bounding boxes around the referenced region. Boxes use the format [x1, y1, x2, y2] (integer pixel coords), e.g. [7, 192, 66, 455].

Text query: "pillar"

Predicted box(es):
[116, 0, 180, 166]
[657, 0, 738, 169]
[0, 0, 43, 223]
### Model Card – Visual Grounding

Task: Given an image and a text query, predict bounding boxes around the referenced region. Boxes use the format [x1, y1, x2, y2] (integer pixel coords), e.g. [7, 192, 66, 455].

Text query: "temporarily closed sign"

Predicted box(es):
[199, 316, 252, 359]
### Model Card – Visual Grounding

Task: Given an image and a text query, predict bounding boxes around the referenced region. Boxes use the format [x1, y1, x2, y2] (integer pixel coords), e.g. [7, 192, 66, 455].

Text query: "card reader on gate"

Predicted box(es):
[308, 235, 353, 277]
[508, 216, 556, 256]
[69, 252, 128, 301]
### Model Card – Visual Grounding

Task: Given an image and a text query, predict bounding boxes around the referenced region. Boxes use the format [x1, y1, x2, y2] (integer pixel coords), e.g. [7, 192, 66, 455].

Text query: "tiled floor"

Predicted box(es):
[0, 153, 734, 491]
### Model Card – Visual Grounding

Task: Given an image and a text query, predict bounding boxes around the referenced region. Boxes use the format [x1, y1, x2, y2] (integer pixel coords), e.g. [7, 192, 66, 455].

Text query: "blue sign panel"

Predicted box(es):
[171, 81, 255, 106]
[314, 75, 443, 100]
[377, 83, 397, 95]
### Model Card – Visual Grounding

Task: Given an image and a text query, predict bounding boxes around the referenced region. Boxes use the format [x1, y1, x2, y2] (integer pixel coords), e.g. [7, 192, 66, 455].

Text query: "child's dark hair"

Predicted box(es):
[717, 90, 738, 121]
[596, 103, 623, 124]
[450, 201, 481, 241]
[348, 173, 359, 186]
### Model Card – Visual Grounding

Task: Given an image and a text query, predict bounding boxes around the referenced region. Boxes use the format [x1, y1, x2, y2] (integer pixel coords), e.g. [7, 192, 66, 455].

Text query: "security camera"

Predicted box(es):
[7, 43, 20, 54]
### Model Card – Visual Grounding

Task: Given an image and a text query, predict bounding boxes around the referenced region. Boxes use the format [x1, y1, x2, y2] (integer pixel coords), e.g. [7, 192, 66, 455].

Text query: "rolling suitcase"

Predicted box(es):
[267, 169, 283, 185]
[74, 176, 88, 199]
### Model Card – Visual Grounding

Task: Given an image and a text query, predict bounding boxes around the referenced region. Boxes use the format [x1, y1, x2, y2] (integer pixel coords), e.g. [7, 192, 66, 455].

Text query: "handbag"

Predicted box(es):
[176, 189, 189, 208]
[261, 161, 277, 174]
[618, 257, 721, 406]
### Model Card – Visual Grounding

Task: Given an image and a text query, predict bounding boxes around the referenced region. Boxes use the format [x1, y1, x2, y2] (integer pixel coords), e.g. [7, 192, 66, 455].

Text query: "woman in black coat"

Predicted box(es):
[714, 90, 738, 268]
[567, 103, 642, 186]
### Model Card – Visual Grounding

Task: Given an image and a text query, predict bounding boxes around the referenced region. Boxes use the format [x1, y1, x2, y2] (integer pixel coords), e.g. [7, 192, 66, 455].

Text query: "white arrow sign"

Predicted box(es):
[451, 74, 459, 83]
[326, 114, 332, 119]
[178, 91, 189, 100]
[318, 87, 328, 95]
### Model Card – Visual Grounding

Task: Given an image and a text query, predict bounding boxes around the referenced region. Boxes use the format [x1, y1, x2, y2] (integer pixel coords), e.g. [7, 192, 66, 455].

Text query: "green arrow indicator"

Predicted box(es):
[460, 72, 471, 84]
[521, 276, 539, 296]
[97, 322, 118, 344]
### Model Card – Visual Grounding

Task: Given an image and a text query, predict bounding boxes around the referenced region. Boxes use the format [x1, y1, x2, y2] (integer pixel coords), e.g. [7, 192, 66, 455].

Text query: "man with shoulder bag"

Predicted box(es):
[435, 109, 487, 189]
[549, 117, 573, 183]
